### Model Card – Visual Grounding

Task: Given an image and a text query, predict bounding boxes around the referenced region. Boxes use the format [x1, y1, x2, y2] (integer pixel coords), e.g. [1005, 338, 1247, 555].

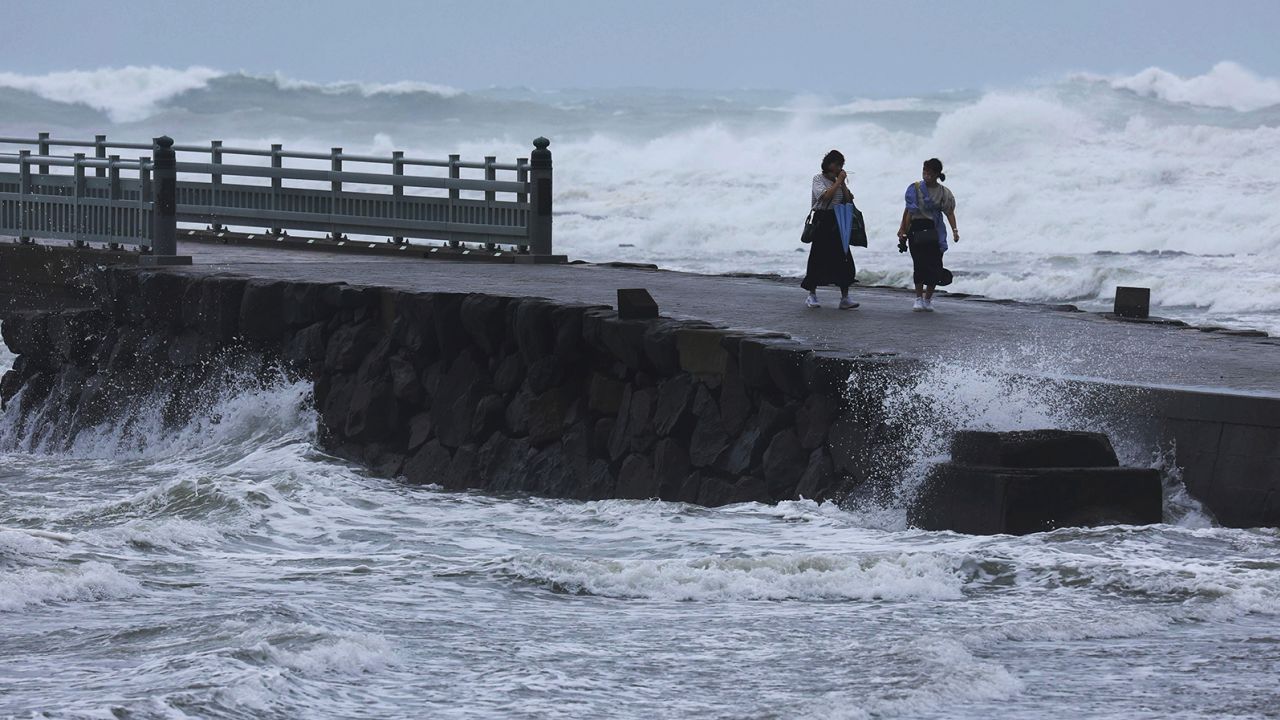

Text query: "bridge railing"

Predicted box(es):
[0, 134, 554, 256]
[0, 149, 156, 250]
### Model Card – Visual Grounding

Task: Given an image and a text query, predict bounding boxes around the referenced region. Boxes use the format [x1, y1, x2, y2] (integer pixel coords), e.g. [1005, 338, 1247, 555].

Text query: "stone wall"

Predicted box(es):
[2, 263, 1278, 526]
[0, 267, 907, 507]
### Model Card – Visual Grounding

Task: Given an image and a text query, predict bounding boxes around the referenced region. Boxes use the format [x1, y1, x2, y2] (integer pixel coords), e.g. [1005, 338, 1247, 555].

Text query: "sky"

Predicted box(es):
[7, 0, 1280, 94]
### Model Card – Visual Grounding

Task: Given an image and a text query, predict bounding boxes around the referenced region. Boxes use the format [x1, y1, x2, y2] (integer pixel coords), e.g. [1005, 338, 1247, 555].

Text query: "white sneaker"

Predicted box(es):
[838, 296, 860, 310]
[806, 294, 821, 309]
[923, 298, 935, 312]
[912, 298, 926, 312]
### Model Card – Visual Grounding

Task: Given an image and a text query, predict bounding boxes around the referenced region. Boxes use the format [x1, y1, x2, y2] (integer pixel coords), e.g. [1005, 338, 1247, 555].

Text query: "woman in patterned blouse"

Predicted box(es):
[802, 150, 859, 309]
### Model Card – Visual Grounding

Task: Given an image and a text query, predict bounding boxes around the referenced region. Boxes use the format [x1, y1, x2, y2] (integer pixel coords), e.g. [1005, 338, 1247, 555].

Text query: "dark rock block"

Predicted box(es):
[322, 283, 376, 312]
[952, 430, 1119, 468]
[592, 418, 614, 457]
[284, 322, 326, 366]
[688, 385, 730, 468]
[795, 394, 837, 450]
[551, 304, 603, 362]
[167, 330, 204, 367]
[505, 389, 532, 437]
[479, 432, 534, 492]
[324, 321, 382, 373]
[762, 429, 805, 500]
[280, 282, 327, 328]
[616, 454, 658, 499]
[197, 277, 247, 342]
[597, 316, 650, 372]
[653, 374, 695, 437]
[608, 385, 655, 459]
[697, 474, 770, 507]
[804, 352, 856, 398]
[525, 356, 564, 394]
[389, 355, 424, 405]
[402, 439, 451, 485]
[137, 271, 187, 329]
[319, 373, 356, 438]
[443, 444, 479, 490]
[736, 338, 775, 392]
[642, 320, 683, 376]
[432, 353, 485, 448]
[47, 310, 105, 364]
[718, 365, 752, 436]
[493, 354, 526, 395]
[239, 280, 287, 343]
[577, 459, 617, 500]
[528, 387, 571, 448]
[460, 294, 509, 355]
[757, 399, 795, 438]
[407, 411, 434, 451]
[514, 299, 557, 363]
[654, 438, 692, 500]
[356, 335, 393, 384]
[430, 293, 470, 363]
[344, 379, 398, 442]
[763, 344, 813, 399]
[795, 449, 836, 501]
[719, 424, 763, 476]
[589, 373, 625, 416]
[910, 463, 1162, 535]
[1, 312, 50, 360]
[472, 394, 506, 440]
[389, 293, 438, 362]
[675, 328, 729, 378]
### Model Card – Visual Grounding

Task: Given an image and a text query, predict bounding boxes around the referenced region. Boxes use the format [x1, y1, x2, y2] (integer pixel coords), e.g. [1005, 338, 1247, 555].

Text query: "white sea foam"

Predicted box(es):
[502, 551, 968, 601]
[1101, 61, 1280, 111]
[0, 560, 142, 612]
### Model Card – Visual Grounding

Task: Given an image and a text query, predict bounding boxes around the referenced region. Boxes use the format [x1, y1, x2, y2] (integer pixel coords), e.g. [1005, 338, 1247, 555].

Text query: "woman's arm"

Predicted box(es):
[818, 171, 846, 204]
[897, 208, 911, 239]
[944, 209, 959, 242]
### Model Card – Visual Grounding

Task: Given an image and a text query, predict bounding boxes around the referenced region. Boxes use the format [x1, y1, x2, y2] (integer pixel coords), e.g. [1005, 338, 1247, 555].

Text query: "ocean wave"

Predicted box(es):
[0, 559, 142, 612]
[1096, 61, 1280, 112]
[499, 551, 969, 601]
[0, 65, 221, 123]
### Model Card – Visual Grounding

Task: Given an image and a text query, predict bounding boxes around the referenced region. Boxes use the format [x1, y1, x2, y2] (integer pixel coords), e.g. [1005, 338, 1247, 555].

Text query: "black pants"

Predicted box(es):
[801, 209, 857, 292]
[908, 218, 945, 287]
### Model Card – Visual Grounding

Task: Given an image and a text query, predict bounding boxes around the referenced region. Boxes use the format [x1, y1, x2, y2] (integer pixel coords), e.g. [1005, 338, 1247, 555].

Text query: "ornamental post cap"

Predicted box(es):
[153, 136, 174, 148]
[533, 137, 550, 149]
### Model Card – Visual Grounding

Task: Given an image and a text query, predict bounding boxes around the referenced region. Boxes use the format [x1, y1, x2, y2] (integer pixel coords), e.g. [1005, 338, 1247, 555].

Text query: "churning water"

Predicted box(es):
[2, 63, 1279, 717]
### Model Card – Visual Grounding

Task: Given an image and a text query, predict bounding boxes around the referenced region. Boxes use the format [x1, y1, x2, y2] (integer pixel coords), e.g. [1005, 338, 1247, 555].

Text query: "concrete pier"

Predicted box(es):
[1, 239, 1278, 527]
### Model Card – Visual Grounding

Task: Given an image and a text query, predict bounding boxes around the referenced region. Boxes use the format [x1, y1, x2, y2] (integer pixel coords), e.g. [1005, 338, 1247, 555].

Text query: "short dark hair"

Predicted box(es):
[822, 150, 845, 171]
[924, 158, 946, 182]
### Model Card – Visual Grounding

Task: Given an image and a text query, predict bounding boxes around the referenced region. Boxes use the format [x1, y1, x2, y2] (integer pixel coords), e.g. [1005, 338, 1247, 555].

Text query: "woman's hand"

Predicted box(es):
[952, 230, 960, 243]
[836, 170, 847, 183]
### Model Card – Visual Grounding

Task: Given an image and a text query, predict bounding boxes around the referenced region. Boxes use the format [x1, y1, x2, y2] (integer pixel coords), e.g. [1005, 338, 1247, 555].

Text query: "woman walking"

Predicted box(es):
[896, 158, 958, 312]
[802, 150, 859, 309]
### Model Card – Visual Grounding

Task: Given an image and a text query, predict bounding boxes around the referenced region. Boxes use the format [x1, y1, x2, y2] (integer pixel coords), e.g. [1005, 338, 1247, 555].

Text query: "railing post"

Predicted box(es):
[528, 137, 552, 256]
[448, 153, 460, 247]
[210, 140, 223, 233]
[151, 136, 177, 256]
[392, 150, 404, 244]
[73, 153, 87, 247]
[516, 158, 529, 204]
[94, 134, 107, 178]
[330, 147, 343, 241]
[37, 131, 49, 176]
[270, 143, 283, 236]
[140, 156, 152, 203]
[17, 150, 31, 243]
[107, 155, 121, 249]
[483, 155, 497, 250]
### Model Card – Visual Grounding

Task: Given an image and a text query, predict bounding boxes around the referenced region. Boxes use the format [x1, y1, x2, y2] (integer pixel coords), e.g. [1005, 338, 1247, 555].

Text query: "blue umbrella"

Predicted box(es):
[833, 202, 854, 255]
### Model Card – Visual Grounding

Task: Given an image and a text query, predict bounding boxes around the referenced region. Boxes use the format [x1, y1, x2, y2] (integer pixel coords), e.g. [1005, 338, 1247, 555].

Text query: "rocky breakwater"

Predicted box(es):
[0, 267, 913, 507]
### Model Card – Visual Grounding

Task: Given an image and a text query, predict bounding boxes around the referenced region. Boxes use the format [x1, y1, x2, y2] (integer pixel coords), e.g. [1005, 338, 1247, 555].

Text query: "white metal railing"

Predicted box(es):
[0, 134, 554, 255]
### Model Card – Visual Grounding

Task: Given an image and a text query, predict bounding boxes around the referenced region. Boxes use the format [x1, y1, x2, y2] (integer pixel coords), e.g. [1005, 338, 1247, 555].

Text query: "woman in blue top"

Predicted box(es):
[896, 158, 958, 312]
[801, 150, 859, 309]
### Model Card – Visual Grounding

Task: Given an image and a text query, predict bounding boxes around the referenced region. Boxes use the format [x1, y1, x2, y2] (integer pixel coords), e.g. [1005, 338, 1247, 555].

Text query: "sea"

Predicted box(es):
[1, 63, 1278, 718]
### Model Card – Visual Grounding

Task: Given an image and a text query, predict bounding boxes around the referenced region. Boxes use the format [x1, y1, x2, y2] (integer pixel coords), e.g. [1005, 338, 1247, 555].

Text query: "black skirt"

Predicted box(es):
[908, 218, 945, 286]
[801, 209, 857, 292]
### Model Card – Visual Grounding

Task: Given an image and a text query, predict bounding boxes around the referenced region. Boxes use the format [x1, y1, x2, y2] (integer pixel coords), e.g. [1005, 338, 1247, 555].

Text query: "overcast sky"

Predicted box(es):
[8, 0, 1279, 94]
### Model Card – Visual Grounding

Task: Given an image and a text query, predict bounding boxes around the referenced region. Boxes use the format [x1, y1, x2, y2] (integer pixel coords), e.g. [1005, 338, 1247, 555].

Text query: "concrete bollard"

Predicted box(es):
[1114, 286, 1151, 318]
[909, 429, 1162, 535]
